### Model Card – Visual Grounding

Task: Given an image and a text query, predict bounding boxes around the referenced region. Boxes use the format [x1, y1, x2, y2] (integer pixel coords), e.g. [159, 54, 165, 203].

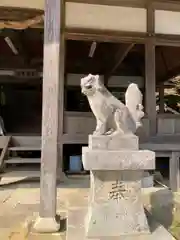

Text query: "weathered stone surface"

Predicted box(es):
[80, 132, 155, 238]
[89, 134, 139, 150]
[81, 132, 155, 238]
[79, 77, 156, 239]
[67, 208, 175, 240]
[82, 148, 155, 170]
[85, 171, 149, 238]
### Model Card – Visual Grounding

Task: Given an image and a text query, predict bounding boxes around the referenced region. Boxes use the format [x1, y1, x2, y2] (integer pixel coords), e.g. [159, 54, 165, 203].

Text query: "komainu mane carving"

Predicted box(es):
[81, 74, 144, 136]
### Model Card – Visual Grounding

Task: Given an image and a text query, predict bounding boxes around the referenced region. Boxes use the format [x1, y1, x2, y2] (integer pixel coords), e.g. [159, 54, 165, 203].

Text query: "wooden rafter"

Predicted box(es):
[105, 43, 134, 81]
[0, 14, 44, 30]
[160, 47, 168, 72]
[159, 64, 180, 83]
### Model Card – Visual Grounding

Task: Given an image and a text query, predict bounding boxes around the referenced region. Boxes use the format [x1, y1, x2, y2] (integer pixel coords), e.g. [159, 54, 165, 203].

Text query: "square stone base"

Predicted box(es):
[66, 208, 175, 240]
[89, 134, 139, 150]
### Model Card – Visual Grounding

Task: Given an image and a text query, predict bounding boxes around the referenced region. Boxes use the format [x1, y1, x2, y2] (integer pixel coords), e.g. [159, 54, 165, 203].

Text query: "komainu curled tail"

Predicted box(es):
[125, 83, 144, 130]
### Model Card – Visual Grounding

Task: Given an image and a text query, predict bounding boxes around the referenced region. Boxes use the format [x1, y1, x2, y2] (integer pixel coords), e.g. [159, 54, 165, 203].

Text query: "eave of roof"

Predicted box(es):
[0, 0, 44, 10]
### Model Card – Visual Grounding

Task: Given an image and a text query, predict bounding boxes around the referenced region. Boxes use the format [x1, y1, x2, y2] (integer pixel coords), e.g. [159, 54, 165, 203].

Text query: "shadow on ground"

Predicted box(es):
[150, 188, 173, 229]
[149, 188, 180, 239]
[0, 175, 90, 189]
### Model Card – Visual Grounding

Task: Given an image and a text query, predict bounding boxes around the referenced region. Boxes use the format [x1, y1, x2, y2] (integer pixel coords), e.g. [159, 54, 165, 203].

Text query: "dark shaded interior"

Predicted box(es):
[0, 29, 179, 134]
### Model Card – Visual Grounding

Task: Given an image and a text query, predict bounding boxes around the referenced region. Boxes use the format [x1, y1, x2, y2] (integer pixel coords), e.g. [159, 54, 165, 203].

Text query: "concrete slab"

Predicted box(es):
[67, 208, 176, 240]
[28, 233, 65, 240]
[0, 214, 28, 228]
[66, 192, 89, 208]
[0, 189, 13, 203]
[0, 178, 177, 240]
[12, 203, 40, 214]
[0, 230, 10, 240]
[5, 188, 40, 206]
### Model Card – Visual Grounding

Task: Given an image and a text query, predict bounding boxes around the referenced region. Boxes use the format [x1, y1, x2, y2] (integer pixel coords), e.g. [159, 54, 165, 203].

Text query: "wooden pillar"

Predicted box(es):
[33, 0, 63, 232]
[170, 152, 180, 192]
[159, 82, 164, 113]
[57, 5, 66, 180]
[145, 4, 157, 136]
[145, 40, 157, 135]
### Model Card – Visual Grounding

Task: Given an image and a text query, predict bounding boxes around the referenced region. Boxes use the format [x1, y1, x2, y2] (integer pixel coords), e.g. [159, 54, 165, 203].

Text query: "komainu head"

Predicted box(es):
[81, 74, 103, 96]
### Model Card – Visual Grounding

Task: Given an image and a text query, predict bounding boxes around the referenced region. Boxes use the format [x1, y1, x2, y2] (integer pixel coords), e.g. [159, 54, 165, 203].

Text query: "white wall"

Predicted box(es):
[65, 3, 147, 32]
[155, 10, 180, 35]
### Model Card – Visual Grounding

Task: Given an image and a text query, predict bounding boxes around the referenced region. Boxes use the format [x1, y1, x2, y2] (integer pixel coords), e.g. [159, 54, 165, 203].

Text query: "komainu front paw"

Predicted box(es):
[105, 129, 115, 135]
[93, 130, 104, 136]
[93, 130, 100, 136]
[93, 121, 107, 135]
[111, 130, 124, 136]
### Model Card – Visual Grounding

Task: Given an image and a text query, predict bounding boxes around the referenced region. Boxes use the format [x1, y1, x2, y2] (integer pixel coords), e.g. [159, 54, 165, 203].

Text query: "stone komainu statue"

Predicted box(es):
[81, 74, 144, 136]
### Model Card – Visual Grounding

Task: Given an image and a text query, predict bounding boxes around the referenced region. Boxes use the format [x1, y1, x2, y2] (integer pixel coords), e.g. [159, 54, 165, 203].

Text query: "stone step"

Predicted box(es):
[0, 166, 64, 185]
[8, 146, 41, 151]
[6, 158, 41, 164]
[0, 168, 40, 177]
[0, 168, 40, 185]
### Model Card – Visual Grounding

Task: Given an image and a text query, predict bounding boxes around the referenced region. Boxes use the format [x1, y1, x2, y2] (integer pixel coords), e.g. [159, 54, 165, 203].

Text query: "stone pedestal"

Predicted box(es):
[66, 134, 175, 240]
[83, 134, 155, 238]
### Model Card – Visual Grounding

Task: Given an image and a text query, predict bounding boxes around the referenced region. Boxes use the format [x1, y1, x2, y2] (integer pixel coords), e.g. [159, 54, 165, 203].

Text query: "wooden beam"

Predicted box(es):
[33, 0, 62, 233]
[66, 0, 147, 8]
[65, 28, 146, 43]
[66, 0, 180, 10]
[66, 30, 180, 47]
[0, 0, 180, 11]
[155, 34, 180, 47]
[106, 43, 134, 79]
[153, 1, 180, 12]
